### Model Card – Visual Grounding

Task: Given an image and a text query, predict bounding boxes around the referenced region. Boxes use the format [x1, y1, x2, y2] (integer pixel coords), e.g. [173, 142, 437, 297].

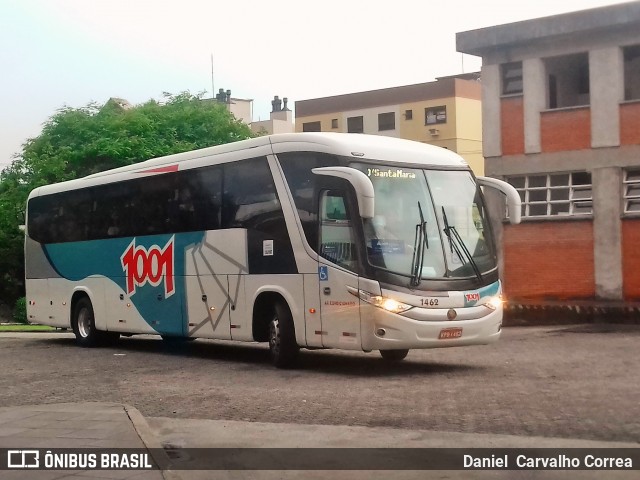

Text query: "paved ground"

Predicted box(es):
[0, 325, 639, 443]
[0, 402, 167, 480]
[0, 325, 639, 479]
[0, 402, 638, 480]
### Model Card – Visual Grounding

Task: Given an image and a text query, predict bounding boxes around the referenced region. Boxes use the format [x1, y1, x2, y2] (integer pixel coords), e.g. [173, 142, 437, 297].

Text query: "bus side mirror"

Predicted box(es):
[477, 176, 522, 225]
[312, 167, 375, 219]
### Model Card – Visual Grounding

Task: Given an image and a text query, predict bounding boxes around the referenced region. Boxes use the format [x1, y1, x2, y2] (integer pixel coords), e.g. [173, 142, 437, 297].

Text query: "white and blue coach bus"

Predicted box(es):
[25, 133, 521, 367]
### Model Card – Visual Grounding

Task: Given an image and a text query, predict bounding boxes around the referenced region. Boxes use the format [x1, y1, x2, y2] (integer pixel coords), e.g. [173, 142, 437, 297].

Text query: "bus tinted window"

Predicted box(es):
[223, 158, 280, 230]
[27, 157, 282, 244]
[222, 157, 294, 273]
[28, 188, 92, 243]
[92, 181, 138, 239]
[187, 166, 222, 232]
[278, 152, 339, 251]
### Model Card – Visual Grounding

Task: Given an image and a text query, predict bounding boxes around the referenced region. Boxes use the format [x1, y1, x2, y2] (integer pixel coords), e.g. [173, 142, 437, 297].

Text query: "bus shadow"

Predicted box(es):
[36, 336, 483, 377]
[293, 351, 484, 377]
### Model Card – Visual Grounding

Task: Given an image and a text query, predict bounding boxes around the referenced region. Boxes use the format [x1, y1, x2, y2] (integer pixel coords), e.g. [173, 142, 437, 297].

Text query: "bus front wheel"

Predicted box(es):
[379, 349, 409, 361]
[72, 297, 101, 347]
[268, 302, 299, 369]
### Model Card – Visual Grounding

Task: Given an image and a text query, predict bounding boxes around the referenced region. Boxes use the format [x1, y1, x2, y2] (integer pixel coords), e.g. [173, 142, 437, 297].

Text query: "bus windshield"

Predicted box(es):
[352, 164, 496, 281]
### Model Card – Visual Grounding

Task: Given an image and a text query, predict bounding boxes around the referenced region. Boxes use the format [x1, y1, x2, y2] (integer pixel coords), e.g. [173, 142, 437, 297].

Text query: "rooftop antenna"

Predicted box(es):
[211, 53, 216, 98]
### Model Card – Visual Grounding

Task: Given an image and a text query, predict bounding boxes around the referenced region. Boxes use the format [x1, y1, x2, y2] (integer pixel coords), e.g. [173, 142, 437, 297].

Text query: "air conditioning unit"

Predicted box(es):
[428, 128, 440, 136]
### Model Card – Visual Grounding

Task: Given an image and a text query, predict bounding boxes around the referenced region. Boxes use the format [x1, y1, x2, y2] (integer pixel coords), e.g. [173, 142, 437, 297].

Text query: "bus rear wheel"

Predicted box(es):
[72, 297, 100, 347]
[379, 349, 409, 361]
[268, 302, 299, 369]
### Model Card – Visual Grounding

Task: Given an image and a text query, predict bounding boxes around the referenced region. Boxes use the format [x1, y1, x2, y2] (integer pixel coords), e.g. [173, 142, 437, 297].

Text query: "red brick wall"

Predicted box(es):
[540, 108, 591, 152]
[620, 102, 640, 145]
[622, 219, 640, 300]
[503, 221, 595, 300]
[501, 96, 524, 155]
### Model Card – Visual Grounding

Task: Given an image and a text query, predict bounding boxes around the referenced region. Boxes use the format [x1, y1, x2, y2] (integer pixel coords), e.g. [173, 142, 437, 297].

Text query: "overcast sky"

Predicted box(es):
[0, 0, 627, 170]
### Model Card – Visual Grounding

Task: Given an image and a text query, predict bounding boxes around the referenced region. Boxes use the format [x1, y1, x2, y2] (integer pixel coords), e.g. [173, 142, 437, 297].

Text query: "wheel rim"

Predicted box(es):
[269, 318, 280, 355]
[77, 307, 91, 338]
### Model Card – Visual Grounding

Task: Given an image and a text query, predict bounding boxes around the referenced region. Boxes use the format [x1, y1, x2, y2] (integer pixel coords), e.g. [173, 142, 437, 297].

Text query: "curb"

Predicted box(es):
[503, 302, 640, 326]
[123, 404, 184, 480]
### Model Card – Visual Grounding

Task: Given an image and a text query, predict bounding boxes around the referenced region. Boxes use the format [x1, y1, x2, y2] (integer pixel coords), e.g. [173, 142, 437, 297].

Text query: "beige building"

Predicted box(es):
[212, 90, 295, 135]
[210, 88, 253, 124]
[295, 74, 484, 174]
[251, 96, 294, 135]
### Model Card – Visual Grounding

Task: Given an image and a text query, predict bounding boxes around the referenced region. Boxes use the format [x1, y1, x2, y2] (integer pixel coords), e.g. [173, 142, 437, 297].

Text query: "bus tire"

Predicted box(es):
[268, 302, 299, 368]
[379, 349, 409, 361]
[72, 297, 100, 348]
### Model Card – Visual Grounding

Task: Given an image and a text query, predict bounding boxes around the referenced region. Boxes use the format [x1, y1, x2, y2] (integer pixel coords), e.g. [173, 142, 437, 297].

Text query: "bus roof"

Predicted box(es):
[29, 132, 469, 199]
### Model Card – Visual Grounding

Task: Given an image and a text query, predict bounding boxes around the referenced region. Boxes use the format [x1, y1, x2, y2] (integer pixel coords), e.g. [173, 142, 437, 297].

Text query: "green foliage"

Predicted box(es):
[13, 297, 27, 324]
[0, 92, 255, 304]
[0, 324, 55, 332]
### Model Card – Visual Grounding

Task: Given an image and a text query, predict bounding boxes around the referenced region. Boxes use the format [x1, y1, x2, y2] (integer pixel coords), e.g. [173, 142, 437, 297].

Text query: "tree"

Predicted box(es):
[0, 91, 255, 307]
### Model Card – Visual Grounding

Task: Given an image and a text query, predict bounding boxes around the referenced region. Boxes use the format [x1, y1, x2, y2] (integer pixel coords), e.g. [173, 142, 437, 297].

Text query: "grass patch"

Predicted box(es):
[0, 324, 57, 332]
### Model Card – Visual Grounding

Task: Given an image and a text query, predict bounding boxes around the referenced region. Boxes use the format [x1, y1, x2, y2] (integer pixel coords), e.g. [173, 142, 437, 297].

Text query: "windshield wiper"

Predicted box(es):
[441, 206, 483, 283]
[410, 202, 429, 287]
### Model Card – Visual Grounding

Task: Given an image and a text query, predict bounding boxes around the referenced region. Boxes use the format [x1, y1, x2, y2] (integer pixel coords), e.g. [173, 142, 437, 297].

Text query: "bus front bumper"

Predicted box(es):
[360, 304, 503, 351]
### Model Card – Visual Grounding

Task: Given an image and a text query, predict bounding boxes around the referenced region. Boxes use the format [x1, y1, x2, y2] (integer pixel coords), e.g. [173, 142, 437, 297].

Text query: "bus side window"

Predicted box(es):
[27, 196, 52, 243]
[221, 158, 279, 229]
[319, 190, 357, 272]
[190, 166, 222, 231]
[278, 151, 341, 253]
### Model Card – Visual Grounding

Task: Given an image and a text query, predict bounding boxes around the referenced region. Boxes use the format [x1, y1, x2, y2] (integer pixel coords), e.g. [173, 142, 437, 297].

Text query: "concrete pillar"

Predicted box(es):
[481, 64, 501, 158]
[590, 47, 623, 148]
[523, 58, 546, 154]
[592, 167, 623, 300]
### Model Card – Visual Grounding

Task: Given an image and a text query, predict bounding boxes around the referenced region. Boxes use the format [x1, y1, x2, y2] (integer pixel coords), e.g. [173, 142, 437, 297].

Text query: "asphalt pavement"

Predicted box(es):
[1, 326, 639, 480]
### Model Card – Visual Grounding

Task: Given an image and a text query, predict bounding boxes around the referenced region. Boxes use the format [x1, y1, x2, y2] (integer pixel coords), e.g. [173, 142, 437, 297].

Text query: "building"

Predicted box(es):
[251, 96, 294, 135]
[102, 97, 133, 111]
[210, 88, 253, 124]
[294, 75, 484, 174]
[204, 90, 294, 134]
[457, 2, 640, 304]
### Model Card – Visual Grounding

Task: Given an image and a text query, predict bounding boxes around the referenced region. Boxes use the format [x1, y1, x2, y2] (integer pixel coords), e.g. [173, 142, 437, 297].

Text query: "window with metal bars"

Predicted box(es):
[501, 62, 523, 95]
[506, 172, 592, 218]
[623, 168, 640, 214]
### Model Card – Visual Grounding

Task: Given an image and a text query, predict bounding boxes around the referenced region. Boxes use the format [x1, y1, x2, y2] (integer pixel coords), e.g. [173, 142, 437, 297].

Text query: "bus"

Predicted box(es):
[25, 132, 521, 368]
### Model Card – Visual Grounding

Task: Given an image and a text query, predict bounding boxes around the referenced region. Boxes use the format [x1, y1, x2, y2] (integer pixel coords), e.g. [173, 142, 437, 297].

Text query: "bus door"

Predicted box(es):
[317, 189, 361, 350]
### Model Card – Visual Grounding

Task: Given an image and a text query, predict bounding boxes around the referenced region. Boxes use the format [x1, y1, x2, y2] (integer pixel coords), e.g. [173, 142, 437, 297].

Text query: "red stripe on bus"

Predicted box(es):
[135, 165, 179, 174]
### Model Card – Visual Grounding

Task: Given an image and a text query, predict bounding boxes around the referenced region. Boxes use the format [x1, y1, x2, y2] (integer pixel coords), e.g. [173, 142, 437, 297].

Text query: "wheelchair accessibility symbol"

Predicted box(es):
[319, 266, 328, 281]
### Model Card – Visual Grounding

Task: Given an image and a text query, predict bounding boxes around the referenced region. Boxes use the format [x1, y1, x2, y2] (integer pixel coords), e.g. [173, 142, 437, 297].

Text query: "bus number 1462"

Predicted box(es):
[420, 298, 439, 307]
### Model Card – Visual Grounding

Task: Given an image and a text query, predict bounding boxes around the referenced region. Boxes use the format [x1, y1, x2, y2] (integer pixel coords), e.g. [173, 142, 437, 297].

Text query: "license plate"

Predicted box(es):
[438, 327, 462, 340]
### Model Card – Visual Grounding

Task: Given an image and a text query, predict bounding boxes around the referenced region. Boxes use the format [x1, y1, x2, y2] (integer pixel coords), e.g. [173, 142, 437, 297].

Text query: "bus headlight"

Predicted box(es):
[484, 296, 503, 310]
[349, 288, 413, 314]
[379, 297, 412, 314]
